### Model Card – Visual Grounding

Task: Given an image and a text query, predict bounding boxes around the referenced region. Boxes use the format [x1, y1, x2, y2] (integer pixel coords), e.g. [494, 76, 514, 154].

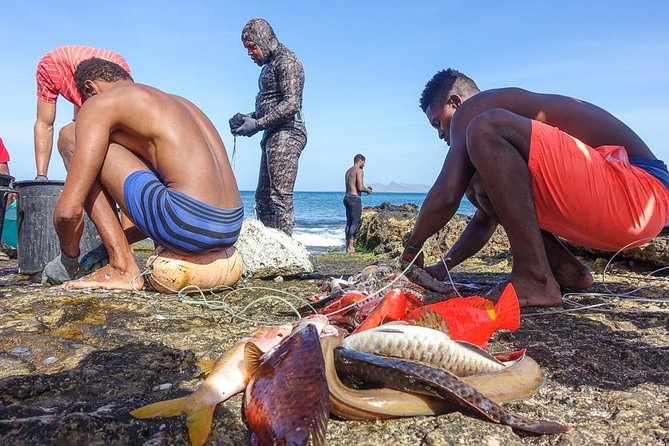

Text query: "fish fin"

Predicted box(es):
[455, 340, 504, 365]
[493, 348, 527, 363]
[196, 359, 216, 376]
[444, 296, 495, 311]
[309, 388, 330, 446]
[373, 327, 407, 334]
[406, 309, 451, 335]
[186, 404, 217, 446]
[244, 341, 263, 376]
[130, 396, 188, 418]
[493, 283, 521, 331]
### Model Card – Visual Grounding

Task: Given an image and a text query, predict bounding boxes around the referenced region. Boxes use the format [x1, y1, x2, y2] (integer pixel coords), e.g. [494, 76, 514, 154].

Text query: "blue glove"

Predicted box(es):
[42, 253, 80, 285]
[233, 116, 259, 137]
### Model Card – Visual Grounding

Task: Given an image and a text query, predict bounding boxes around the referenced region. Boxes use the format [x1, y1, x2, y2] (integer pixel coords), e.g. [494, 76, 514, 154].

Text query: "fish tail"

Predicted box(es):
[500, 413, 571, 434]
[493, 283, 520, 330]
[131, 393, 216, 446]
[185, 404, 217, 446]
[130, 395, 189, 419]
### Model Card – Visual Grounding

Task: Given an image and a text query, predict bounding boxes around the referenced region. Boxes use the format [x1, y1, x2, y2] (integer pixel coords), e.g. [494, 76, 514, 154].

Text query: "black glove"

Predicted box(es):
[229, 113, 246, 134]
[233, 116, 259, 137]
[35, 175, 48, 181]
[42, 252, 80, 285]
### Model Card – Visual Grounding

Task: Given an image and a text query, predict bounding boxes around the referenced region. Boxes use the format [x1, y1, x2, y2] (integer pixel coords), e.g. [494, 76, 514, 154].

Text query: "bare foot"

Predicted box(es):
[552, 261, 593, 291]
[423, 262, 447, 281]
[542, 232, 593, 290]
[62, 264, 144, 291]
[486, 276, 562, 308]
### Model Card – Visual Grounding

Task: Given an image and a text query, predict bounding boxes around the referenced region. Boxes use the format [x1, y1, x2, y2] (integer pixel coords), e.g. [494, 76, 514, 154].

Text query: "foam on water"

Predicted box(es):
[293, 226, 345, 249]
[239, 191, 474, 253]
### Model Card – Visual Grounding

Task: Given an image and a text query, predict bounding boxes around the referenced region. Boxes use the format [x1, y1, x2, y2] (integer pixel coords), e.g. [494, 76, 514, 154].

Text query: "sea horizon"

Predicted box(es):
[239, 190, 475, 253]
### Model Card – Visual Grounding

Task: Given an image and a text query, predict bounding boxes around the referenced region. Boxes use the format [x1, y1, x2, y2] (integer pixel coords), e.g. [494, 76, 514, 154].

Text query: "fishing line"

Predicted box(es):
[231, 136, 237, 170]
[322, 243, 428, 318]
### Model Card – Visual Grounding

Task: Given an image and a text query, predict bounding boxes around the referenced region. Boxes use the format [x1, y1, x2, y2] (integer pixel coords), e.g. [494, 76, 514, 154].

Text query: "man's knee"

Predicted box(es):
[57, 123, 77, 160]
[466, 109, 511, 151]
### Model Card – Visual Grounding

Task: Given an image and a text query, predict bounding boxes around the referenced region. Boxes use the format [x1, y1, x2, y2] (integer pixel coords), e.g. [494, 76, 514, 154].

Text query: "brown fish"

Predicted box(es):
[244, 323, 330, 446]
[334, 347, 570, 435]
[401, 263, 457, 295]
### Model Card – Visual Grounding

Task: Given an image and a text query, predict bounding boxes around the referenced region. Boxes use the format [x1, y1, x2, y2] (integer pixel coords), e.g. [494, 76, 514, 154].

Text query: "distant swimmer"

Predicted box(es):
[401, 68, 669, 307]
[43, 58, 242, 290]
[344, 154, 372, 253]
[229, 18, 306, 236]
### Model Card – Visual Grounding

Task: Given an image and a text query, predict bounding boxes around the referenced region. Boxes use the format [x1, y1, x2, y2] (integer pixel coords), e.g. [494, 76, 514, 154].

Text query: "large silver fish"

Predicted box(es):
[335, 346, 570, 435]
[321, 332, 544, 421]
[342, 322, 505, 376]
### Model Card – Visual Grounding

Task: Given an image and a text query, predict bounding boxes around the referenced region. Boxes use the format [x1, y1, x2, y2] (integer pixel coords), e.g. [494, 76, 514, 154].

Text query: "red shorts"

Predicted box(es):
[528, 120, 669, 251]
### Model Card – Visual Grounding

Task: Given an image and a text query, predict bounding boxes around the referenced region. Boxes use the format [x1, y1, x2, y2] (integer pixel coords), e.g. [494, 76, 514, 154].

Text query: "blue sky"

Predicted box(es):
[1, 1, 668, 192]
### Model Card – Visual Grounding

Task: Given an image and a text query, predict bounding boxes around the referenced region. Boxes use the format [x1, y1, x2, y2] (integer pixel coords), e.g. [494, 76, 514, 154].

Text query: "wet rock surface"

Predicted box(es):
[0, 232, 668, 445]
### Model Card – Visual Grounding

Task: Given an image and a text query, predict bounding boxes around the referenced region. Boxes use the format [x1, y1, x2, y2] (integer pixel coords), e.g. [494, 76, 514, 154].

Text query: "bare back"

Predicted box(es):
[345, 165, 363, 195]
[75, 81, 241, 209]
[461, 88, 655, 158]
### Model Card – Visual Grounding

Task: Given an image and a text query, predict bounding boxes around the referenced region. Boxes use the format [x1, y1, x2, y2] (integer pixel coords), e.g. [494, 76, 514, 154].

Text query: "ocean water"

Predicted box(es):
[240, 191, 475, 253]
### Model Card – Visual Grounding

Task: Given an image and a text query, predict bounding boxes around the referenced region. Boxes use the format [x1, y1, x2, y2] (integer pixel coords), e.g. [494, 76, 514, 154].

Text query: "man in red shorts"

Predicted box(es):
[34, 45, 131, 180]
[400, 69, 669, 307]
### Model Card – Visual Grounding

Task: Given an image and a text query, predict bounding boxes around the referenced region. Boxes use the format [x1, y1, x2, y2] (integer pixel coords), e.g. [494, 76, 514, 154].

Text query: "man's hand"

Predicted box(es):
[228, 113, 246, 133]
[232, 116, 260, 137]
[42, 253, 80, 285]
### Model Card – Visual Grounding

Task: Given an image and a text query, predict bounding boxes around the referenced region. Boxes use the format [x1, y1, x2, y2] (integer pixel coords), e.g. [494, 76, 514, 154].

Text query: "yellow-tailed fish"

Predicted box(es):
[130, 323, 293, 446]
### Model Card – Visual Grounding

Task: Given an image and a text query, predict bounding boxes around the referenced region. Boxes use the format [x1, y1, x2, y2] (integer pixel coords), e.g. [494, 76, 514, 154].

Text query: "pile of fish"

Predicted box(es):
[131, 264, 571, 445]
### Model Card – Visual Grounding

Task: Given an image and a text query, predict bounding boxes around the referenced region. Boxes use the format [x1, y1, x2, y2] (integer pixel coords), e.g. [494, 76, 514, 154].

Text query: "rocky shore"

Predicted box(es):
[0, 206, 668, 445]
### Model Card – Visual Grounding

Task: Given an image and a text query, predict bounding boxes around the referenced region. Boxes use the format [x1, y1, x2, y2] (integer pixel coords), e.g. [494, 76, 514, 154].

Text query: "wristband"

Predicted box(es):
[402, 232, 423, 254]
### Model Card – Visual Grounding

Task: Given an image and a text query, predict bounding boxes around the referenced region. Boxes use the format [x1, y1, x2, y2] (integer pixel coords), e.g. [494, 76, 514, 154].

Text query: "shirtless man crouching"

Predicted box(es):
[45, 58, 243, 290]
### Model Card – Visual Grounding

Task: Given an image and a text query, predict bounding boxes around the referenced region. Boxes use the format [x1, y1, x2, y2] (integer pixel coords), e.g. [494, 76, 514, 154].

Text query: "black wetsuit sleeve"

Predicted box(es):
[256, 58, 304, 130]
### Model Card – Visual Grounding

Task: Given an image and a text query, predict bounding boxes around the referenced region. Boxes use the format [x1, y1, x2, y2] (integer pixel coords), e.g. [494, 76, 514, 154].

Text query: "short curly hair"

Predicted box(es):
[75, 58, 132, 99]
[419, 69, 479, 112]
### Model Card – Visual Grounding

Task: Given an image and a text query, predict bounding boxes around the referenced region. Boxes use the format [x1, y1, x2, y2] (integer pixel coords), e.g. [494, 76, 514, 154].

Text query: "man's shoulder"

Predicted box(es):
[273, 47, 303, 67]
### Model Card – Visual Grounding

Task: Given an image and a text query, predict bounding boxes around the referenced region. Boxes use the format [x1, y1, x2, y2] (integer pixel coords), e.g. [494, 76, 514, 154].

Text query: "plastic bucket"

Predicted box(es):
[15, 180, 102, 274]
[1, 201, 17, 247]
[0, 173, 15, 240]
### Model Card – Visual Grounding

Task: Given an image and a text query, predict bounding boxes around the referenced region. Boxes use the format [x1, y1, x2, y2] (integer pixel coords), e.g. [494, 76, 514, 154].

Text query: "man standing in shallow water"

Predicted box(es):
[400, 69, 669, 307]
[344, 154, 372, 253]
[44, 58, 243, 290]
[230, 18, 307, 236]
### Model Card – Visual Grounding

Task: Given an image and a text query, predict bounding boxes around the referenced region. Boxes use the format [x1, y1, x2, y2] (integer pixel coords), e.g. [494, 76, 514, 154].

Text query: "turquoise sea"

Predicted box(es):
[240, 191, 475, 252]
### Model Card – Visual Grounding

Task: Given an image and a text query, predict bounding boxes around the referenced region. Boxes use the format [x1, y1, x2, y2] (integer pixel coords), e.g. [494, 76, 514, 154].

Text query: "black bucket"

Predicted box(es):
[15, 180, 102, 274]
[0, 173, 15, 239]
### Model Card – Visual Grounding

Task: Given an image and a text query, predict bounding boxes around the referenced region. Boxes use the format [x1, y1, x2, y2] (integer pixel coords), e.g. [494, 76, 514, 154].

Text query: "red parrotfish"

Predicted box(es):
[244, 322, 330, 446]
[404, 283, 520, 348]
[353, 289, 424, 334]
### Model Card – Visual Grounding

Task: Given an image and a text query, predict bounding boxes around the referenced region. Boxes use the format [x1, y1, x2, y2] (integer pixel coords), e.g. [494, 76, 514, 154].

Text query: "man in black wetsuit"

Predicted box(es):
[230, 18, 306, 236]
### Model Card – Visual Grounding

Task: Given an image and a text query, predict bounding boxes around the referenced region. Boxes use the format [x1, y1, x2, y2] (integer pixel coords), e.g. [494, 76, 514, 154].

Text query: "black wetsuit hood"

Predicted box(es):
[242, 18, 279, 65]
